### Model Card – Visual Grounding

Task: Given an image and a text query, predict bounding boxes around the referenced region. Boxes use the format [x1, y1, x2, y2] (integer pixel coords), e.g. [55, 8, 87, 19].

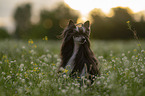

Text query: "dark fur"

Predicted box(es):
[58, 20, 100, 77]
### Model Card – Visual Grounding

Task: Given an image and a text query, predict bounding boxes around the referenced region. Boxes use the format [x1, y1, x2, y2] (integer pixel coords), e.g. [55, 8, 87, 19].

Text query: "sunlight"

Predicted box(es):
[64, 0, 94, 15]
[64, 0, 145, 15]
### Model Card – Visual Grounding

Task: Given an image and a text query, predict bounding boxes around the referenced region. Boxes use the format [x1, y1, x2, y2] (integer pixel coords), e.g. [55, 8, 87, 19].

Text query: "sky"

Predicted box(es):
[65, 0, 145, 15]
[0, 0, 63, 33]
[0, 0, 145, 33]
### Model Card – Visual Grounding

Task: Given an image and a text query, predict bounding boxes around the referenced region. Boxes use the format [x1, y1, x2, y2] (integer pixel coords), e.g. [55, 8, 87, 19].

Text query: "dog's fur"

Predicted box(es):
[58, 20, 100, 81]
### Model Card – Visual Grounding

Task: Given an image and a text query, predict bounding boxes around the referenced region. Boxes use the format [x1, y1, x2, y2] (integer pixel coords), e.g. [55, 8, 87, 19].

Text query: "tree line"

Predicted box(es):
[0, 2, 145, 40]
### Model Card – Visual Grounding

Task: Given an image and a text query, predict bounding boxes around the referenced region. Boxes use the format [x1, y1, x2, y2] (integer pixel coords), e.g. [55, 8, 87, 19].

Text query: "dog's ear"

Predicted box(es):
[68, 20, 75, 27]
[84, 21, 90, 29]
[84, 21, 90, 35]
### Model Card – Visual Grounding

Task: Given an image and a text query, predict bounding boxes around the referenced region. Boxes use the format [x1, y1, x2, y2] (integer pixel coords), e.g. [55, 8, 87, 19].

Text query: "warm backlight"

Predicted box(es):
[64, 0, 145, 15]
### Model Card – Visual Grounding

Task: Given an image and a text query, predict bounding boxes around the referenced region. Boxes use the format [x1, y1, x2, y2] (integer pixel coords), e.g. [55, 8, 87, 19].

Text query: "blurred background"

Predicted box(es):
[0, 0, 145, 40]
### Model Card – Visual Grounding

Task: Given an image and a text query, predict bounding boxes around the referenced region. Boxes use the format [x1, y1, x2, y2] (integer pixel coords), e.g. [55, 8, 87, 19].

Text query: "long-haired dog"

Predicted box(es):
[58, 20, 100, 85]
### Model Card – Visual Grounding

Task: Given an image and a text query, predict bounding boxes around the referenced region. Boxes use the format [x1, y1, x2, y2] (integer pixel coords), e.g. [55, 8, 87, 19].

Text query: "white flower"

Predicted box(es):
[54, 54, 58, 58]
[44, 57, 48, 62]
[98, 56, 103, 59]
[20, 64, 24, 69]
[97, 81, 101, 85]
[22, 46, 25, 49]
[47, 54, 52, 58]
[10, 71, 12, 73]
[21, 79, 25, 83]
[29, 82, 32, 86]
[63, 74, 67, 78]
[83, 85, 87, 88]
[59, 67, 64, 71]
[71, 87, 74, 90]
[74, 89, 80, 93]
[2, 72, 5, 75]
[7, 75, 11, 79]
[86, 80, 91, 85]
[62, 89, 66, 93]
[17, 87, 23, 94]
[141, 50, 144, 53]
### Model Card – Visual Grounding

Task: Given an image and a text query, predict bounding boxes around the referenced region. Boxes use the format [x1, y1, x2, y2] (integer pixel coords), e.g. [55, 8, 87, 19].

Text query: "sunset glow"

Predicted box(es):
[64, 0, 145, 15]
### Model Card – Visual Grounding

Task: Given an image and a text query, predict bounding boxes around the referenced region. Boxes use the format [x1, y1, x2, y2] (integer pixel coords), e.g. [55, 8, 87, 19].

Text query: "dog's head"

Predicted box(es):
[62, 20, 91, 44]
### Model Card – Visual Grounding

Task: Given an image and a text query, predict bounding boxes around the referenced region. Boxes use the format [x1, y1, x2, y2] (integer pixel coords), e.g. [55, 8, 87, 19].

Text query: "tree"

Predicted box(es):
[38, 3, 80, 39]
[0, 28, 9, 39]
[89, 8, 112, 39]
[13, 3, 32, 39]
[89, 7, 135, 39]
[111, 7, 134, 39]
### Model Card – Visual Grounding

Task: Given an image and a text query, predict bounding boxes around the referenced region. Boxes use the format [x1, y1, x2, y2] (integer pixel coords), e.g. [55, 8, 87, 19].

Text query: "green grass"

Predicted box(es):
[0, 39, 145, 96]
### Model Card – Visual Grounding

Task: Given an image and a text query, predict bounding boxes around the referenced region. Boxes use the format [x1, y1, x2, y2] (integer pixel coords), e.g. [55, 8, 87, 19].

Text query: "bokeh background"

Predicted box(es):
[0, 0, 145, 40]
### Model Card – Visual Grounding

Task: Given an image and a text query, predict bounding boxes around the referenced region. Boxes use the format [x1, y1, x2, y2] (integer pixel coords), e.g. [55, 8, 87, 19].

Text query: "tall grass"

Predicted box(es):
[0, 39, 145, 96]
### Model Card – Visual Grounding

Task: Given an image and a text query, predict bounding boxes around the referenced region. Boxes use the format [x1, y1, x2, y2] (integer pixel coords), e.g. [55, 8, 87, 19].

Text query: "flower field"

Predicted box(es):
[0, 39, 145, 96]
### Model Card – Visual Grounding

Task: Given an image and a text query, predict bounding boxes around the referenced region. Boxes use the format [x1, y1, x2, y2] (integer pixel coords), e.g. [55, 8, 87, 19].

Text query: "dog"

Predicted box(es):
[57, 20, 100, 85]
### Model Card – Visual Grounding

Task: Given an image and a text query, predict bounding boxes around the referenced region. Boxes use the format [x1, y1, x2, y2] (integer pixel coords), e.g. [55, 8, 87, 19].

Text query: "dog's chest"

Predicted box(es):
[65, 43, 80, 73]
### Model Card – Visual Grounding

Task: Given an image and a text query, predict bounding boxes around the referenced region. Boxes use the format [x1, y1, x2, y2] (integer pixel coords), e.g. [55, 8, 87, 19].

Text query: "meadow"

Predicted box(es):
[0, 39, 145, 96]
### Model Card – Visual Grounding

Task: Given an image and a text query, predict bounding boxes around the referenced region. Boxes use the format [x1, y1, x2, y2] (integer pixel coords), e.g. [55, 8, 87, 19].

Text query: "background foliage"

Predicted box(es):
[0, 2, 145, 40]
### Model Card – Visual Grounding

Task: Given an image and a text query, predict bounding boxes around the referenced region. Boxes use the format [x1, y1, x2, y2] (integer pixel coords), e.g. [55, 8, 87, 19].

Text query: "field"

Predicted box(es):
[0, 39, 145, 96]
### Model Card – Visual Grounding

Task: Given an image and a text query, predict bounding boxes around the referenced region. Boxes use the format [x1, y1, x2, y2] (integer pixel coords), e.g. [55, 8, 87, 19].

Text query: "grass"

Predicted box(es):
[0, 39, 145, 96]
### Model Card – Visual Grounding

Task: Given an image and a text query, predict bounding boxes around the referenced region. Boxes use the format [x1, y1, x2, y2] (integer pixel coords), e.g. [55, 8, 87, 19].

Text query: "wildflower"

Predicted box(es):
[63, 74, 67, 78]
[34, 67, 38, 70]
[20, 64, 24, 69]
[33, 88, 40, 95]
[63, 69, 68, 73]
[29, 82, 32, 86]
[133, 49, 137, 52]
[34, 45, 37, 48]
[59, 67, 64, 72]
[77, 76, 80, 79]
[2, 72, 5, 75]
[112, 56, 115, 59]
[2, 55, 7, 59]
[4, 60, 9, 63]
[74, 89, 80, 93]
[52, 64, 55, 66]
[44, 36, 48, 41]
[22, 46, 25, 49]
[97, 81, 101, 85]
[17, 87, 23, 94]
[43, 36, 48, 41]
[141, 50, 144, 53]
[7, 75, 11, 79]
[126, 21, 130, 24]
[86, 80, 91, 85]
[28, 39, 34, 44]
[61, 89, 66, 93]
[21, 79, 25, 83]
[106, 73, 109, 75]
[122, 53, 125, 56]
[137, 44, 141, 46]
[136, 55, 138, 57]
